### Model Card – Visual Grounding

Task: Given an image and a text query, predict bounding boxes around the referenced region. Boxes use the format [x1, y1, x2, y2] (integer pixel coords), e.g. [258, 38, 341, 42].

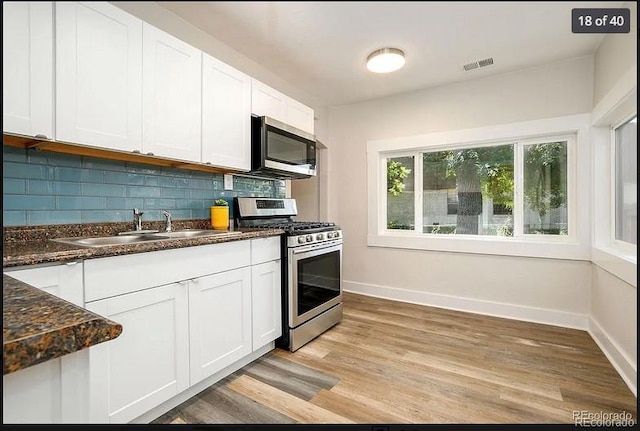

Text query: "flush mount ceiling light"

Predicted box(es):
[366, 47, 405, 73]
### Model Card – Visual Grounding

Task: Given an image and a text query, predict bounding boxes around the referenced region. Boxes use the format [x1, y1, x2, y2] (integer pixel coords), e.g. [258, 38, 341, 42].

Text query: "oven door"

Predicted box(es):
[289, 241, 342, 328]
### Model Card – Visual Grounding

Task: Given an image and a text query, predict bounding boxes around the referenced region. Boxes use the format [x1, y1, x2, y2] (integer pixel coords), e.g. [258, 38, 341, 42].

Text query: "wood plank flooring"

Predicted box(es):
[153, 292, 637, 424]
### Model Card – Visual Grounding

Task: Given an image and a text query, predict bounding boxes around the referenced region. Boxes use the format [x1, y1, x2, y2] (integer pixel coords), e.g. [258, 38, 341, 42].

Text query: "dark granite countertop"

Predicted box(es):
[3, 274, 123, 375]
[3, 220, 284, 268]
[2, 221, 284, 375]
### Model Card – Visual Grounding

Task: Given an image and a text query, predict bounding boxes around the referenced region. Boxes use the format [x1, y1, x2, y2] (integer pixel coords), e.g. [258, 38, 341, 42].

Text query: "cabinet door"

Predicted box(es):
[55, 2, 142, 152]
[2, 2, 53, 138]
[201, 53, 251, 170]
[251, 260, 282, 351]
[189, 268, 252, 386]
[142, 22, 201, 162]
[4, 261, 83, 306]
[86, 283, 189, 423]
[286, 98, 315, 135]
[251, 79, 286, 123]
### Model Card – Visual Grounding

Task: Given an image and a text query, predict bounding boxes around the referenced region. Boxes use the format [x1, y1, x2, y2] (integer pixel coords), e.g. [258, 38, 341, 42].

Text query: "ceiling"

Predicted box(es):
[158, 1, 620, 107]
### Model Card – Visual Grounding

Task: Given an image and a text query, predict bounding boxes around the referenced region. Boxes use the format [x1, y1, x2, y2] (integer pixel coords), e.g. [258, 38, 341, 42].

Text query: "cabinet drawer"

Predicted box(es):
[85, 241, 250, 302]
[251, 236, 281, 265]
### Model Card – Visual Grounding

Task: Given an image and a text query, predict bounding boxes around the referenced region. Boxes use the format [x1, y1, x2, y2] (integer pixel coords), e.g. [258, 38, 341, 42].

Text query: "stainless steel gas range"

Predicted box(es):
[234, 197, 343, 352]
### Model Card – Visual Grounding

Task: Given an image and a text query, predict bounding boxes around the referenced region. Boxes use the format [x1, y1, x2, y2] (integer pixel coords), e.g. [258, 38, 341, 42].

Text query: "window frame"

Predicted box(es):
[589, 67, 636, 286]
[609, 113, 637, 255]
[367, 114, 591, 260]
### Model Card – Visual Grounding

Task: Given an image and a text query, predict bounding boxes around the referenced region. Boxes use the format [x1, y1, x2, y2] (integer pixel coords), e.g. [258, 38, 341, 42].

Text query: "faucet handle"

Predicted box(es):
[162, 210, 172, 232]
[133, 208, 143, 216]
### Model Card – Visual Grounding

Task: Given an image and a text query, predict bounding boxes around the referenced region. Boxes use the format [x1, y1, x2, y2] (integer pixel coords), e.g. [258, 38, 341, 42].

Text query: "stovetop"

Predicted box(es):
[234, 197, 342, 246]
[252, 221, 339, 235]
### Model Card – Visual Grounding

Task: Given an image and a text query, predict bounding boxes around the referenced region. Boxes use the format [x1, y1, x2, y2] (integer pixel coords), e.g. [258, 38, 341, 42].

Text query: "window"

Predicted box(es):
[614, 116, 637, 246]
[384, 139, 569, 239]
[368, 114, 590, 260]
[387, 156, 415, 230]
[523, 142, 568, 235]
[421, 144, 514, 236]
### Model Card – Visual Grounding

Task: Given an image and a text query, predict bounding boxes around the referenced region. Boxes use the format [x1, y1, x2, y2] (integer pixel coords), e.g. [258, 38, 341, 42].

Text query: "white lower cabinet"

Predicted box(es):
[251, 260, 282, 350]
[188, 268, 252, 386]
[3, 349, 91, 424]
[4, 261, 84, 306]
[4, 237, 282, 424]
[85, 283, 189, 424]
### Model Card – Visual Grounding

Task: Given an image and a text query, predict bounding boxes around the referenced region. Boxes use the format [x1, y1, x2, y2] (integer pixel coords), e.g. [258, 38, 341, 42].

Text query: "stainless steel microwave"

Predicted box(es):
[250, 115, 316, 179]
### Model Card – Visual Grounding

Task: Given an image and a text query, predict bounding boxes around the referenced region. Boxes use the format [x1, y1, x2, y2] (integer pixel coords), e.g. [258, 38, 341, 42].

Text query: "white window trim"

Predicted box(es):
[590, 65, 637, 287]
[367, 113, 591, 260]
[610, 114, 637, 255]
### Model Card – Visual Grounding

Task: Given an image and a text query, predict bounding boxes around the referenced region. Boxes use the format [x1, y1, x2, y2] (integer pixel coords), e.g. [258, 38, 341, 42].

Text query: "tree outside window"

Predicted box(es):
[386, 140, 569, 237]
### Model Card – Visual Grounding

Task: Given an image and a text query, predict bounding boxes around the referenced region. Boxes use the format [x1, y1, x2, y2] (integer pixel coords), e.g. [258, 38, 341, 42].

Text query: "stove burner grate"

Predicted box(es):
[256, 221, 337, 234]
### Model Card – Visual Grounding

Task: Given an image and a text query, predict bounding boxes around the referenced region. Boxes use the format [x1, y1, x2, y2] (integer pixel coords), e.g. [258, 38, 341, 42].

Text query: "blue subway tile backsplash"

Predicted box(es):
[2, 146, 286, 226]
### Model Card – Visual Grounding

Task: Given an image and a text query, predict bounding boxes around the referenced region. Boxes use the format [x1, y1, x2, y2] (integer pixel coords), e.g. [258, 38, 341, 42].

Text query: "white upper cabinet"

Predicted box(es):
[251, 79, 287, 124]
[251, 78, 314, 135]
[2, 2, 54, 138]
[142, 22, 201, 162]
[201, 53, 251, 171]
[286, 97, 315, 135]
[56, 2, 142, 152]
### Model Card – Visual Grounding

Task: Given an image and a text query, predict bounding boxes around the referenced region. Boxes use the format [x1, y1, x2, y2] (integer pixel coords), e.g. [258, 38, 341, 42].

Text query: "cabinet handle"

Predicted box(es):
[65, 261, 78, 266]
[34, 134, 49, 140]
[132, 150, 141, 154]
[190, 278, 199, 284]
[147, 152, 154, 156]
[177, 280, 188, 286]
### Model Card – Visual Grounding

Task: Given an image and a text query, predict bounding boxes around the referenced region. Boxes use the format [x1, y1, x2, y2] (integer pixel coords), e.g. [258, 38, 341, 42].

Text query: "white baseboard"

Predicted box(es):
[588, 318, 637, 397]
[130, 342, 275, 424]
[344, 280, 589, 330]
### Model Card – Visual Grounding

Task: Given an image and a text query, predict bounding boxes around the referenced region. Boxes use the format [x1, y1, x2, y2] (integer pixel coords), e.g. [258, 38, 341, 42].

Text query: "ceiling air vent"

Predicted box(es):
[463, 61, 479, 72]
[463, 57, 494, 72]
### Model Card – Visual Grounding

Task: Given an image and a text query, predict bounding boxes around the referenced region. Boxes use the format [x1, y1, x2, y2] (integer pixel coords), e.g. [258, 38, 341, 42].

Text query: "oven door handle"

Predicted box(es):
[291, 243, 342, 258]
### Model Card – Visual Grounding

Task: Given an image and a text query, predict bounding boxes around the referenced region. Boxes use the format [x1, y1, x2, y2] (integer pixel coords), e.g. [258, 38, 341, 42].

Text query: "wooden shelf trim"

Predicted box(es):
[3, 133, 244, 175]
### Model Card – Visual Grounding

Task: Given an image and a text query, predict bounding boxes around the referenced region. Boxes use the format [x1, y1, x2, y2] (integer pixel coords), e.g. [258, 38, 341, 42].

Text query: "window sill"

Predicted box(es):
[368, 232, 591, 261]
[591, 246, 637, 287]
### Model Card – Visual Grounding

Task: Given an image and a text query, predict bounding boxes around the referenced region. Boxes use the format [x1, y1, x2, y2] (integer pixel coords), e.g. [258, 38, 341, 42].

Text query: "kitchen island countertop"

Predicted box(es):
[3, 274, 123, 375]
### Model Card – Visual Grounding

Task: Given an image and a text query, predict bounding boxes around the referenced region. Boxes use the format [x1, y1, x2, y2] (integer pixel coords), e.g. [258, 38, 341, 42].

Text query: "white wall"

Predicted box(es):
[589, 2, 637, 394]
[590, 266, 637, 394]
[291, 106, 331, 221]
[328, 56, 594, 326]
[593, 1, 638, 106]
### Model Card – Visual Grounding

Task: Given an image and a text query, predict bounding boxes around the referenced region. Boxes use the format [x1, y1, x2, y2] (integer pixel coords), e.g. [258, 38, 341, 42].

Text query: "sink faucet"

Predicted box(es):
[162, 210, 172, 232]
[133, 208, 144, 231]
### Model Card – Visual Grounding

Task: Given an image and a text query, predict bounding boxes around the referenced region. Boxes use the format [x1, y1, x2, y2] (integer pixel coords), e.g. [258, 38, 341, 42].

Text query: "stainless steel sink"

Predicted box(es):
[148, 229, 235, 239]
[52, 229, 241, 248]
[53, 234, 170, 248]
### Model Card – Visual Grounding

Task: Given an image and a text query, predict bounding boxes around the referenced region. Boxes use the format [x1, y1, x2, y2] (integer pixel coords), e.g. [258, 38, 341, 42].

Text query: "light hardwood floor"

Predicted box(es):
[154, 292, 637, 424]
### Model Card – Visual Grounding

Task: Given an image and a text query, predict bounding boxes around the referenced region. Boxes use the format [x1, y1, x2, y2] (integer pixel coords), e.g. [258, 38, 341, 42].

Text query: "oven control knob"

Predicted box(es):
[327, 232, 334, 239]
[335, 232, 340, 238]
[298, 236, 306, 244]
[316, 233, 324, 240]
[306, 234, 313, 242]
